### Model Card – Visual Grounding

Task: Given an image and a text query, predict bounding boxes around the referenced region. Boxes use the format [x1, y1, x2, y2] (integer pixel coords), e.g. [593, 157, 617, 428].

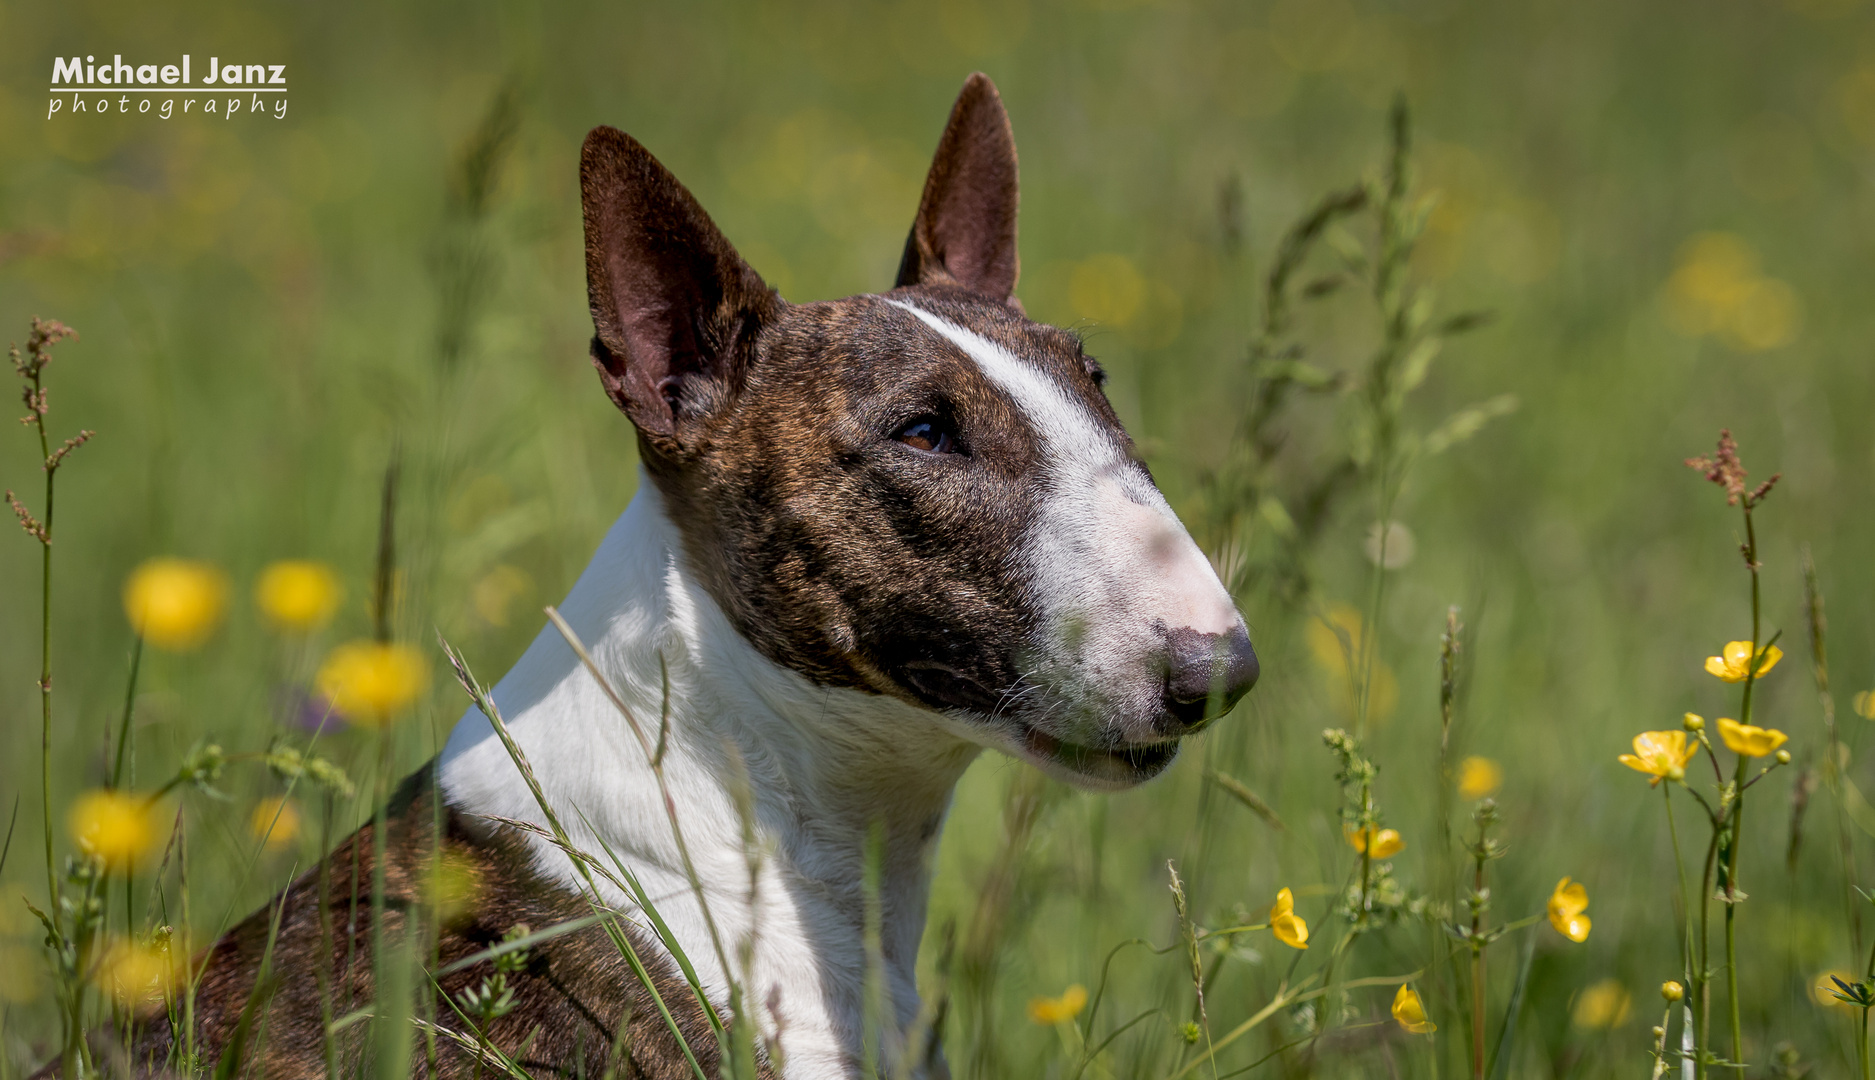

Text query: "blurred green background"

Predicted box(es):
[3, 0, 1875, 1075]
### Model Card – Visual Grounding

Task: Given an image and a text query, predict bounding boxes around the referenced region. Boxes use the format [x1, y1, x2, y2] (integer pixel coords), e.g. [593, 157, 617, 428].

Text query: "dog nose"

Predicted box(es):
[1162, 624, 1259, 728]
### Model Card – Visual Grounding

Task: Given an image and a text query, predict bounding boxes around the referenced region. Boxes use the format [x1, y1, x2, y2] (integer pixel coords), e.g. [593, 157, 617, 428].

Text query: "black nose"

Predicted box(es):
[1162, 624, 1259, 728]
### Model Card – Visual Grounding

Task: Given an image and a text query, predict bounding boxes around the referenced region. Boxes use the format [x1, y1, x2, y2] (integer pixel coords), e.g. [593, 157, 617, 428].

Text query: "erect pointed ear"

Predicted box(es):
[894, 73, 1020, 301]
[581, 126, 779, 444]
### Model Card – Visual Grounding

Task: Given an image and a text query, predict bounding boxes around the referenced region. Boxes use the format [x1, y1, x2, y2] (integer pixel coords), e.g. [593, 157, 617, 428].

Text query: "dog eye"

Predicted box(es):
[893, 416, 959, 455]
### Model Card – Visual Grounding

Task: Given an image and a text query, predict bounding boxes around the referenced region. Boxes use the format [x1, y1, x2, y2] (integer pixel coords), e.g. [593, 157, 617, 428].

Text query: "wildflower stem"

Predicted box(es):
[1665, 787, 1693, 1016]
[1858, 1005, 1870, 1080]
[1722, 498, 1761, 1066]
[1696, 824, 1720, 1080]
[1803, 546, 1862, 963]
[1725, 754, 1746, 1067]
[29, 363, 58, 935]
[1469, 854, 1487, 1080]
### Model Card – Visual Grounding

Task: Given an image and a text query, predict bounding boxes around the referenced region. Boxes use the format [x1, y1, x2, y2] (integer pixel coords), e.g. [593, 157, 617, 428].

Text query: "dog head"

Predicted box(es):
[580, 74, 1256, 789]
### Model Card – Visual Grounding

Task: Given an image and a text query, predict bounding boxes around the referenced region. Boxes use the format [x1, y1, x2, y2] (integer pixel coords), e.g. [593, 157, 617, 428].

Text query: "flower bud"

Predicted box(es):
[1661, 980, 1684, 1002]
[1775, 749, 1792, 765]
[1682, 713, 1705, 732]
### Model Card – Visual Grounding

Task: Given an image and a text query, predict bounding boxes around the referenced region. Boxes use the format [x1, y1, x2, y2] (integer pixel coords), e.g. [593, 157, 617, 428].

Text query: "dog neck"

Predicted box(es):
[439, 475, 981, 1078]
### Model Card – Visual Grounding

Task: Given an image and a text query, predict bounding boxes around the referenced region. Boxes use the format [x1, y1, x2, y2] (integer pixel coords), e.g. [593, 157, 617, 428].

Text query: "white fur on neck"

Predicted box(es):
[439, 477, 979, 1078]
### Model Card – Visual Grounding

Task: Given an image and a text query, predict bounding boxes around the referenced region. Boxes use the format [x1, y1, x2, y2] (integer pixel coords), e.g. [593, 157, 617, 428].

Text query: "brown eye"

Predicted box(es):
[893, 416, 958, 455]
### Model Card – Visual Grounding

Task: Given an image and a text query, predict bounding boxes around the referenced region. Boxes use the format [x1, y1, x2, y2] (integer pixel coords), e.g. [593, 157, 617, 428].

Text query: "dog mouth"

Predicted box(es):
[901, 660, 1180, 786]
[1016, 722, 1180, 786]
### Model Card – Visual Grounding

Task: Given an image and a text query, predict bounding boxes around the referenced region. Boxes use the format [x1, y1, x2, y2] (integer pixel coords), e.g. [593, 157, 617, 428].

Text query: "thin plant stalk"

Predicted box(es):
[1802, 547, 1860, 961]
[1722, 500, 1764, 1065]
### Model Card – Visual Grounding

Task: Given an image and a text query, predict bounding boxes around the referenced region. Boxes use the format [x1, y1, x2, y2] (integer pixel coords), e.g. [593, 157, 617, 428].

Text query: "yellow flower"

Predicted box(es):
[248, 796, 301, 852]
[93, 935, 187, 1011]
[1815, 969, 1858, 1008]
[1716, 717, 1789, 758]
[1618, 730, 1698, 786]
[1306, 603, 1400, 722]
[1661, 981, 1684, 1002]
[1457, 756, 1503, 800]
[1572, 979, 1631, 1028]
[1391, 984, 1435, 1034]
[68, 790, 161, 871]
[1704, 640, 1783, 683]
[255, 560, 342, 632]
[424, 850, 485, 927]
[1269, 888, 1309, 950]
[1345, 825, 1405, 859]
[1548, 877, 1591, 942]
[123, 558, 227, 651]
[315, 641, 429, 727]
[1026, 983, 1088, 1025]
[1854, 690, 1875, 720]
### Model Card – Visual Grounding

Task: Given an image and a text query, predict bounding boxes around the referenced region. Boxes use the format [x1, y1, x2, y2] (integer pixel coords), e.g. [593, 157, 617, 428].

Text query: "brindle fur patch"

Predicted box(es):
[103, 770, 757, 1079]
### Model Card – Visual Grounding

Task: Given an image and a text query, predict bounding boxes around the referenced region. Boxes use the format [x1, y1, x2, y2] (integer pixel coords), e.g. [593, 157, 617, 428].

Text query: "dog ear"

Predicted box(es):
[581, 126, 779, 444]
[894, 73, 1020, 301]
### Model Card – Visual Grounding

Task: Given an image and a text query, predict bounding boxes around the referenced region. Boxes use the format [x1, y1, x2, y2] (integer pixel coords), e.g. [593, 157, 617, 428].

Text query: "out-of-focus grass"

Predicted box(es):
[3, 0, 1874, 1075]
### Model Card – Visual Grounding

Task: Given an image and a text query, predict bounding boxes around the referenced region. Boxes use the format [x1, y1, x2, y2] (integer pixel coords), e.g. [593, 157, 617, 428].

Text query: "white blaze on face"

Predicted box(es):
[889, 301, 1241, 731]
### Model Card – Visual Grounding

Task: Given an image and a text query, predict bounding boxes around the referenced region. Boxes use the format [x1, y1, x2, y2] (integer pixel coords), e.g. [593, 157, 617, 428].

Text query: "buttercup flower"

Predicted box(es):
[93, 935, 186, 1010]
[1716, 717, 1788, 758]
[1618, 730, 1698, 786]
[1815, 969, 1858, 1008]
[248, 796, 301, 852]
[1345, 825, 1405, 859]
[1392, 984, 1435, 1034]
[123, 558, 227, 651]
[1661, 981, 1684, 1002]
[316, 641, 429, 728]
[1705, 640, 1782, 683]
[1854, 690, 1875, 720]
[1027, 983, 1088, 1025]
[1572, 979, 1631, 1028]
[256, 560, 342, 632]
[424, 850, 485, 927]
[1457, 756, 1503, 800]
[68, 790, 161, 871]
[1269, 888, 1309, 950]
[1548, 877, 1591, 942]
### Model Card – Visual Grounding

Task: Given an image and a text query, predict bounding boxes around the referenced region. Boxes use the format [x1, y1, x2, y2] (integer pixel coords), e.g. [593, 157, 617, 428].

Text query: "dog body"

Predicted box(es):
[116, 73, 1256, 1079]
[438, 481, 975, 1076]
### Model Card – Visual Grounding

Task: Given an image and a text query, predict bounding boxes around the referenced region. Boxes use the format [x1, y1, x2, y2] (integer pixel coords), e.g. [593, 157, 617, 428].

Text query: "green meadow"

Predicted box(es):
[4, 0, 1875, 1075]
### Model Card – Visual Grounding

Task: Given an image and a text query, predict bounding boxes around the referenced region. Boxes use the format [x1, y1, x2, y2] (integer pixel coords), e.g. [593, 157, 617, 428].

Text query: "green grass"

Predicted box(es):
[5, 0, 1875, 1075]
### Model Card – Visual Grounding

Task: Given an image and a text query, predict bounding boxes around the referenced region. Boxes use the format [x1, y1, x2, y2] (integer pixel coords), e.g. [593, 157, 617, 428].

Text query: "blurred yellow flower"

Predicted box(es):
[424, 849, 484, 927]
[94, 934, 186, 1010]
[1618, 730, 1698, 786]
[255, 560, 342, 632]
[1391, 984, 1435, 1034]
[1548, 877, 1591, 942]
[123, 558, 227, 651]
[1855, 690, 1875, 720]
[316, 641, 429, 727]
[1814, 969, 1858, 1008]
[1573, 979, 1631, 1028]
[1457, 756, 1503, 800]
[68, 790, 161, 871]
[1705, 640, 1782, 683]
[1661, 233, 1802, 351]
[1345, 825, 1405, 859]
[1716, 717, 1788, 758]
[1027, 983, 1088, 1025]
[248, 796, 300, 852]
[1269, 887, 1309, 950]
[1306, 603, 1400, 722]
